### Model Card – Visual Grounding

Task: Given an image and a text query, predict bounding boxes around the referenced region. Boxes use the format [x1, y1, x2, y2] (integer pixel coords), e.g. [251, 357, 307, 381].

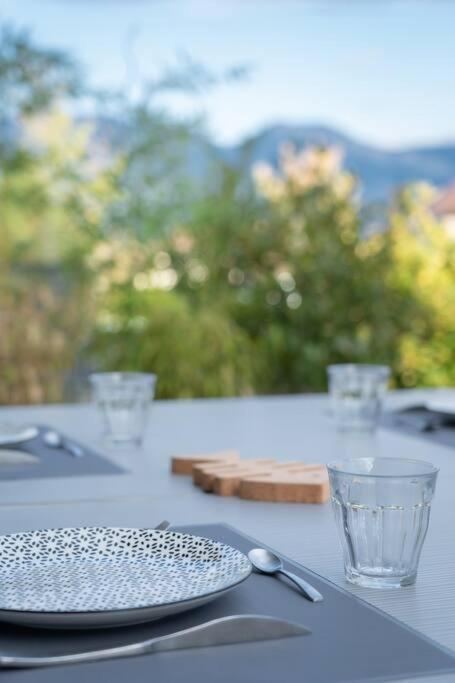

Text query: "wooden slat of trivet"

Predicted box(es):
[239, 465, 329, 504]
[193, 462, 245, 489]
[192, 459, 299, 488]
[212, 461, 308, 497]
[192, 460, 245, 487]
[194, 461, 252, 491]
[212, 461, 279, 496]
[199, 460, 276, 493]
[171, 450, 239, 475]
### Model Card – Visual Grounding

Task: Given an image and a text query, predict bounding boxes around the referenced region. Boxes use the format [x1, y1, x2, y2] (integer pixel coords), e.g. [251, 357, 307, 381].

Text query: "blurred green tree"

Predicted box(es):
[91, 287, 254, 398]
[0, 28, 102, 402]
[0, 27, 253, 402]
[1, 26, 454, 403]
[0, 24, 81, 121]
[165, 146, 383, 391]
[166, 146, 455, 392]
[384, 183, 455, 387]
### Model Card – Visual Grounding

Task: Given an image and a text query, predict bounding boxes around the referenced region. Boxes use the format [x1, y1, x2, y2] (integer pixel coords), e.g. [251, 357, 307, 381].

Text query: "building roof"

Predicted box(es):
[433, 183, 455, 216]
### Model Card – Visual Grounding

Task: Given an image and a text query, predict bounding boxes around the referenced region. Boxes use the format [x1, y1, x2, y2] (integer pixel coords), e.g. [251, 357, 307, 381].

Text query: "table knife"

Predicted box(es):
[0, 615, 310, 669]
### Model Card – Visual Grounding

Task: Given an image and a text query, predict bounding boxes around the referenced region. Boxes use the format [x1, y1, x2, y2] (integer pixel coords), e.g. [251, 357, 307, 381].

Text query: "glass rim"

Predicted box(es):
[327, 457, 439, 479]
[89, 372, 156, 384]
[327, 363, 391, 376]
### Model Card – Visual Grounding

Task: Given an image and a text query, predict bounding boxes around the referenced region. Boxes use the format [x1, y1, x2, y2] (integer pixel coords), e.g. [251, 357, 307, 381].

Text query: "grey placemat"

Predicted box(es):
[381, 407, 455, 449]
[0, 523, 454, 683]
[0, 426, 124, 480]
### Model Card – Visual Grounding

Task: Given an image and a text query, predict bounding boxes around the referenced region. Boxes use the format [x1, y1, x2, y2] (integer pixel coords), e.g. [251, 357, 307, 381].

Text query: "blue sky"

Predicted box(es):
[2, 0, 454, 149]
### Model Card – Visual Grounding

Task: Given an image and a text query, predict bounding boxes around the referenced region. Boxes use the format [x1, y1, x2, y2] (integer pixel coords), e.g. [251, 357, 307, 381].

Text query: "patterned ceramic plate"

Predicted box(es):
[0, 527, 252, 628]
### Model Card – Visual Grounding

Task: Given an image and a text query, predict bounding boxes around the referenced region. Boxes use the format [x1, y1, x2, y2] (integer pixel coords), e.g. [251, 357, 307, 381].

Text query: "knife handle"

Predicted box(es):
[0, 615, 309, 669]
[0, 639, 147, 669]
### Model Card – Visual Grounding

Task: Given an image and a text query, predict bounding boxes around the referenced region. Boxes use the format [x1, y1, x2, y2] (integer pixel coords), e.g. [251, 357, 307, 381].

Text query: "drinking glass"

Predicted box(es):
[90, 372, 156, 446]
[327, 364, 390, 432]
[327, 457, 438, 588]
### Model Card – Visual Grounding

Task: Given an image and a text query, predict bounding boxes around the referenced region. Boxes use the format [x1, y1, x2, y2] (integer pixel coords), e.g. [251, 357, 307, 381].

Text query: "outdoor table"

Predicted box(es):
[1, 389, 454, 683]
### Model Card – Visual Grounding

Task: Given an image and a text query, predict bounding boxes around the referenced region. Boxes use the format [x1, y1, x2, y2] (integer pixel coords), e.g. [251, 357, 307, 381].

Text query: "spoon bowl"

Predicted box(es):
[248, 548, 282, 574]
[43, 431, 62, 449]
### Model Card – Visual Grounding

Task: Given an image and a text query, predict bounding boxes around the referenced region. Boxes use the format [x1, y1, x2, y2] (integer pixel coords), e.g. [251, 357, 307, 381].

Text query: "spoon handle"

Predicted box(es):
[278, 568, 323, 603]
[64, 440, 84, 458]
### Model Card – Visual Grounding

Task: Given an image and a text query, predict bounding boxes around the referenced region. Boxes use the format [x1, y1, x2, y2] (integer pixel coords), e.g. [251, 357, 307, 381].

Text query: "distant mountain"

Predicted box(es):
[86, 118, 455, 203]
[216, 124, 455, 202]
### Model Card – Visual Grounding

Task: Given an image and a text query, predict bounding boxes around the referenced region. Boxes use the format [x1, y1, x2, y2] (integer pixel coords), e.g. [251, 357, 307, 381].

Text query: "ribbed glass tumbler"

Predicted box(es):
[90, 372, 156, 446]
[327, 364, 391, 433]
[327, 458, 438, 588]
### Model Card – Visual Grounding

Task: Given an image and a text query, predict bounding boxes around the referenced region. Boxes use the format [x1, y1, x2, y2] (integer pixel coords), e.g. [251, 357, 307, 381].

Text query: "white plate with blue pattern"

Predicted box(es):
[0, 527, 252, 628]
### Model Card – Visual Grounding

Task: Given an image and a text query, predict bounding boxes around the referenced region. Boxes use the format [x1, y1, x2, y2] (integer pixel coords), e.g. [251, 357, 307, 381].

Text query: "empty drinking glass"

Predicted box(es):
[327, 457, 438, 588]
[327, 364, 390, 432]
[90, 372, 156, 446]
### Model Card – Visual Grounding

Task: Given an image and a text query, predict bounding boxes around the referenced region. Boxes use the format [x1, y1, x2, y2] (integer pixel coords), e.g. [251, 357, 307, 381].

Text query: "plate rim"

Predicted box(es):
[425, 400, 455, 417]
[0, 525, 252, 617]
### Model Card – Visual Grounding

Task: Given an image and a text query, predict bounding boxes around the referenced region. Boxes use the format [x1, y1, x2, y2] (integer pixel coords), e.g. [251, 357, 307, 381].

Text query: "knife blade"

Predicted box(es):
[0, 615, 310, 669]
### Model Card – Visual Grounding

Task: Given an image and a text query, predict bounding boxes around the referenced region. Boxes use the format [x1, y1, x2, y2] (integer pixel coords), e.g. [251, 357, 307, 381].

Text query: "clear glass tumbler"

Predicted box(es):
[327, 364, 391, 432]
[90, 372, 156, 446]
[327, 457, 438, 588]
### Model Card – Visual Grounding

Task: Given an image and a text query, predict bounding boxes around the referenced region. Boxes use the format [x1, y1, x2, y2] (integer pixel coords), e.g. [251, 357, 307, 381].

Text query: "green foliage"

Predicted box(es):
[0, 28, 105, 404]
[1, 26, 454, 404]
[90, 288, 254, 398]
[383, 184, 455, 387]
[0, 25, 81, 125]
[166, 150, 393, 391]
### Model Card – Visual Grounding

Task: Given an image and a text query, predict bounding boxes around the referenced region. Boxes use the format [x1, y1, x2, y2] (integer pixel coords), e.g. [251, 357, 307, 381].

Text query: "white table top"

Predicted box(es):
[1, 389, 455, 683]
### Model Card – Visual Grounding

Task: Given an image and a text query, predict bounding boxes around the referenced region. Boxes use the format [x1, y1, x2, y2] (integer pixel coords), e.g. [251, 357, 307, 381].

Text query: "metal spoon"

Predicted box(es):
[43, 430, 84, 458]
[154, 520, 171, 531]
[248, 548, 323, 603]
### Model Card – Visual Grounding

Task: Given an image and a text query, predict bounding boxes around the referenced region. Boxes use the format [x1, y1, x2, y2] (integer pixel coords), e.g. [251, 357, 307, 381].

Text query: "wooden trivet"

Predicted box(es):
[173, 455, 330, 504]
